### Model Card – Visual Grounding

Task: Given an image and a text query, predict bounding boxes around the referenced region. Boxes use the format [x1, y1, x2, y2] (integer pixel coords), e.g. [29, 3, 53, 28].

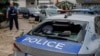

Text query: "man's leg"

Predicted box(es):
[9, 16, 13, 30]
[14, 16, 19, 30]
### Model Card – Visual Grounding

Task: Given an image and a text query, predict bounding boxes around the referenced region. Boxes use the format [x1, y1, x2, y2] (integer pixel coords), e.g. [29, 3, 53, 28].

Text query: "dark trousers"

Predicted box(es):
[9, 15, 19, 30]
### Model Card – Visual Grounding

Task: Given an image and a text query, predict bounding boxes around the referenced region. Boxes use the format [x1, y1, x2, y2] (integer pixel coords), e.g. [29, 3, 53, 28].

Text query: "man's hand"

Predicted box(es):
[6, 12, 9, 19]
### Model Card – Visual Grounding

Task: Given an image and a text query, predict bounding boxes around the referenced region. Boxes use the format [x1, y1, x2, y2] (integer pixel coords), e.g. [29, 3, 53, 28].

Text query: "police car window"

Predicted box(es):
[49, 6, 57, 9]
[46, 10, 59, 16]
[28, 21, 86, 42]
[42, 25, 53, 34]
[39, 6, 47, 9]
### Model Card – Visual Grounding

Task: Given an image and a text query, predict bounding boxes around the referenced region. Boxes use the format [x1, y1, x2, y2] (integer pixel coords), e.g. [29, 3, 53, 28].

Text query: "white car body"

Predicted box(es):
[46, 14, 100, 55]
[13, 13, 100, 56]
[37, 4, 62, 11]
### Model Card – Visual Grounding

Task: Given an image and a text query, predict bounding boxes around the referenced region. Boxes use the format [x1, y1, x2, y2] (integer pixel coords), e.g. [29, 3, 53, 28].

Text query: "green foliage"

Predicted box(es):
[0, 0, 19, 23]
[0, 0, 9, 3]
[14, 2, 19, 7]
[0, 13, 5, 23]
[0, 0, 19, 12]
[0, 0, 9, 12]
[57, 1, 75, 10]
[0, 0, 9, 23]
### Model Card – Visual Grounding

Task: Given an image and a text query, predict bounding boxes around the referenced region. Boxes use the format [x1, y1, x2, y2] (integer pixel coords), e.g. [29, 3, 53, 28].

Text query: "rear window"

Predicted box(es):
[39, 5, 48, 9]
[49, 6, 57, 9]
[28, 20, 87, 43]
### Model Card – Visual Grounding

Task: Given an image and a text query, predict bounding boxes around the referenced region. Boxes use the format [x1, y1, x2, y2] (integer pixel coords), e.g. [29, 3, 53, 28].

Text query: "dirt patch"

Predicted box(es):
[0, 19, 38, 56]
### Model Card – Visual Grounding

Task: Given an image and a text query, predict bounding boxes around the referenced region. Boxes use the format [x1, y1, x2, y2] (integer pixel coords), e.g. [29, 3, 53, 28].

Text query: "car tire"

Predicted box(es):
[35, 16, 39, 21]
[23, 14, 29, 19]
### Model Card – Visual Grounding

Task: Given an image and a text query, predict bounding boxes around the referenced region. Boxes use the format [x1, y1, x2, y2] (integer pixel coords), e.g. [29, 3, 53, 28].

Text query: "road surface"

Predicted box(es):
[0, 18, 38, 56]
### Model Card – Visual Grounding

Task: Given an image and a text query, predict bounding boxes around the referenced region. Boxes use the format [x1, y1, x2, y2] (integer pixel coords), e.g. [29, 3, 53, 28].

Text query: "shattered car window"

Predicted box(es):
[28, 20, 87, 42]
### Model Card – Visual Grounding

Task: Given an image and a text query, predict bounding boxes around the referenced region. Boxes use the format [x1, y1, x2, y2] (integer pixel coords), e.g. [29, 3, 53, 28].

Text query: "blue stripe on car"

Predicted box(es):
[16, 35, 82, 54]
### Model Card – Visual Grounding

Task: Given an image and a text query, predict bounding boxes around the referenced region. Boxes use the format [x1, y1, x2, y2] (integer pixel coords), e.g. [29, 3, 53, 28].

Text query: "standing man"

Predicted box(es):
[6, 1, 19, 30]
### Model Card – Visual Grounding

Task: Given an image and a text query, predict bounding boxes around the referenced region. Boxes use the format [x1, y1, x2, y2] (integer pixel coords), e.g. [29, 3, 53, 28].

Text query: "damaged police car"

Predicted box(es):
[13, 13, 100, 56]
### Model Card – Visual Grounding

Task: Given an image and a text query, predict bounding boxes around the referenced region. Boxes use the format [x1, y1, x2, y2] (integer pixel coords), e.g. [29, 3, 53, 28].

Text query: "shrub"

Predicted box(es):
[0, 13, 5, 23]
[57, 1, 75, 10]
[0, 1, 19, 23]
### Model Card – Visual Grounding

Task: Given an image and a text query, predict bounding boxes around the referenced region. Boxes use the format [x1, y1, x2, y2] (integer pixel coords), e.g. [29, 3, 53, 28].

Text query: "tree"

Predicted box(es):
[0, 0, 18, 12]
[0, 0, 9, 11]
[0, 0, 18, 23]
[57, 1, 75, 10]
[0, 0, 9, 3]
[0, 0, 9, 23]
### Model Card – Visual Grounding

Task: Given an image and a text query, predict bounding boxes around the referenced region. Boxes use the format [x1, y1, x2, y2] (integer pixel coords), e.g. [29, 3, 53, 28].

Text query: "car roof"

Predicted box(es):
[44, 8, 58, 11]
[72, 8, 90, 11]
[46, 13, 96, 22]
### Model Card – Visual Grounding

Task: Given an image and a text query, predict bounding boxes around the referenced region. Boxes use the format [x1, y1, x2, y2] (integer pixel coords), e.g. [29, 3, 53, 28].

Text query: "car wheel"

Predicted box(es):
[35, 16, 39, 21]
[23, 14, 30, 19]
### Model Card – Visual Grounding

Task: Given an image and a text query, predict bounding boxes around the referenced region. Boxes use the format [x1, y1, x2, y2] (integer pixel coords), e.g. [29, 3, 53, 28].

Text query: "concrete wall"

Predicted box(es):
[26, 0, 35, 7]
[17, 0, 26, 7]
[51, 0, 65, 4]
[66, 0, 77, 4]
[51, 0, 77, 4]
[16, 0, 77, 7]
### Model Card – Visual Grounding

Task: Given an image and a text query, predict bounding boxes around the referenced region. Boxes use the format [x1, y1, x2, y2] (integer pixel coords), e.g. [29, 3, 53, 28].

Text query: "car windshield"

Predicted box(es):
[48, 5, 58, 9]
[39, 5, 58, 9]
[28, 8, 38, 12]
[89, 6, 100, 10]
[39, 5, 48, 9]
[28, 20, 87, 42]
[46, 9, 60, 16]
[19, 7, 28, 11]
